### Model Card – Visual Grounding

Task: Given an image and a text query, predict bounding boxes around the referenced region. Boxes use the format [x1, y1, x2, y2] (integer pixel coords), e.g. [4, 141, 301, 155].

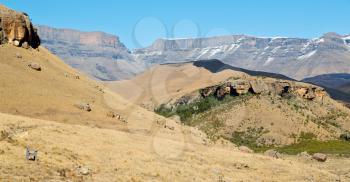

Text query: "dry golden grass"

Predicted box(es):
[1, 112, 348, 181]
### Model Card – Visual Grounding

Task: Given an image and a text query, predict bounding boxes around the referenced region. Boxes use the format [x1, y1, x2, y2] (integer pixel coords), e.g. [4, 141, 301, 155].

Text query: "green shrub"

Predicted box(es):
[156, 94, 253, 123]
[277, 140, 350, 155]
[299, 132, 316, 141]
[154, 104, 174, 117]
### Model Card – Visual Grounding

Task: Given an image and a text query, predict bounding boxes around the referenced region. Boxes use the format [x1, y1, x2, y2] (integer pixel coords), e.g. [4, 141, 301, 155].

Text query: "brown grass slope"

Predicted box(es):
[106, 63, 247, 110]
[1, 112, 349, 181]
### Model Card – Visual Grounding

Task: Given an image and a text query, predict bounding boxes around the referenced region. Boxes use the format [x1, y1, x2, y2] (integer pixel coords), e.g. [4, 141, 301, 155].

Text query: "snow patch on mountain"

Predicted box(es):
[298, 50, 317, 60]
[315, 38, 325, 44]
[271, 46, 281, 53]
[264, 57, 274, 66]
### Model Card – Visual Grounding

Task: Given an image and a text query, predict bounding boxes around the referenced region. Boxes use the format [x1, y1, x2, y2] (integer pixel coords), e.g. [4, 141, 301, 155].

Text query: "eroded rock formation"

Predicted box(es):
[0, 4, 40, 48]
[200, 77, 327, 101]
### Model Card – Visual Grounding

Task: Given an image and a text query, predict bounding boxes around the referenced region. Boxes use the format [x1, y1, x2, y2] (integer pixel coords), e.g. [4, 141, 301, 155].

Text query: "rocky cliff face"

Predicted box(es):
[134, 33, 350, 80]
[0, 4, 40, 48]
[37, 25, 126, 49]
[37, 25, 144, 80]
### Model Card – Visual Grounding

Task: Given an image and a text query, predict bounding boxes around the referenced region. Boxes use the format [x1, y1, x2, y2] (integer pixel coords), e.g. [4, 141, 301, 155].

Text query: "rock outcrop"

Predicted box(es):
[200, 77, 327, 101]
[0, 5, 40, 48]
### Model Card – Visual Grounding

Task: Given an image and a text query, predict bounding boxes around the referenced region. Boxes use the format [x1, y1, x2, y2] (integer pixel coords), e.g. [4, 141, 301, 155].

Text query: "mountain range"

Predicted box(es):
[36, 26, 350, 104]
[135, 33, 350, 80]
[37, 25, 350, 82]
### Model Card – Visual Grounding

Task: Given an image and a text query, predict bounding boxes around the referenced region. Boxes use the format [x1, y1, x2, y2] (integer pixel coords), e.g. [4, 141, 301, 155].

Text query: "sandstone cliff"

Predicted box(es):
[0, 4, 40, 48]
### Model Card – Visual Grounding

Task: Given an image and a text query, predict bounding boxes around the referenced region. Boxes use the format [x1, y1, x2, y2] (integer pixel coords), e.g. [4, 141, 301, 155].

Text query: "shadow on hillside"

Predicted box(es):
[192, 59, 294, 81]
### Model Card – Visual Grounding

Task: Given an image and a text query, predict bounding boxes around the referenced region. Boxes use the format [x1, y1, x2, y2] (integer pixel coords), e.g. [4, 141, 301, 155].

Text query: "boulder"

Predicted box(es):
[0, 5, 40, 48]
[312, 153, 327, 162]
[238, 146, 253, 153]
[75, 103, 91, 112]
[270, 82, 291, 96]
[264, 149, 282, 159]
[13, 40, 20, 46]
[232, 80, 250, 95]
[77, 166, 90, 175]
[250, 80, 268, 94]
[25, 146, 37, 161]
[21, 41, 29, 49]
[28, 62, 41, 71]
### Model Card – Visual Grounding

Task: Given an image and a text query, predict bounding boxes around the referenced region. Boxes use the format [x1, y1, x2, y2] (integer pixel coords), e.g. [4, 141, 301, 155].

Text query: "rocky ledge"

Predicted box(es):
[172, 77, 327, 106]
[200, 78, 326, 100]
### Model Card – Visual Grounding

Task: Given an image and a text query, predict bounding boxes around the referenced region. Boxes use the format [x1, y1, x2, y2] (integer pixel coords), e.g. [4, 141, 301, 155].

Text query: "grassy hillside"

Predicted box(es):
[155, 76, 350, 153]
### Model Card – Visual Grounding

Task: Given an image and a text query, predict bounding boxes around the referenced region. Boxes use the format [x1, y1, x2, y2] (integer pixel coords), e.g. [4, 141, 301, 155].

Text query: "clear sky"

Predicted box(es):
[1, 0, 349, 49]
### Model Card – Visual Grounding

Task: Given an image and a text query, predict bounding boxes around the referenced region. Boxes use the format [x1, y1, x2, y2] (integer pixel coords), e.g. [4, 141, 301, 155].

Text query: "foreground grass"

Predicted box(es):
[276, 140, 350, 155]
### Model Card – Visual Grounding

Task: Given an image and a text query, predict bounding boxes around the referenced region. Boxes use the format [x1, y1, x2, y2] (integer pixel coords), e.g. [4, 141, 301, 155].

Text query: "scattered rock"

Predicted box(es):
[164, 124, 175, 131]
[238, 146, 253, 153]
[264, 149, 282, 159]
[106, 111, 121, 119]
[28, 62, 41, 71]
[233, 162, 249, 169]
[75, 102, 91, 112]
[21, 41, 29, 49]
[25, 146, 37, 161]
[312, 153, 327, 162]
[15, 53, 22, 58]
[77, 166, 90, 175]
[73, 75, 80, 79]
[57, 168, 69, 177]
[13, 40, 20, 47]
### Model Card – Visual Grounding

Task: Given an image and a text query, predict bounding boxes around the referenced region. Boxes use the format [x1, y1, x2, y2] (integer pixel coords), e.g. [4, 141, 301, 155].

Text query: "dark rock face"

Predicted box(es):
[0, 5, 40, 48]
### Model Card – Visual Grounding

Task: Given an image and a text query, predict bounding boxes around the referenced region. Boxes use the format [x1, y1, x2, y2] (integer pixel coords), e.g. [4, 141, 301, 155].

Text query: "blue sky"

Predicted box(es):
[1, 0, 349, 49]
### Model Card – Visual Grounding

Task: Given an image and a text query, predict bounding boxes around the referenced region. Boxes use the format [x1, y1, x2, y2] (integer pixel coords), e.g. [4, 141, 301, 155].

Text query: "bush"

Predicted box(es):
[155, 94, 253, 123]
[277, 140, 350, 155]
[154, 104, 174, 117]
